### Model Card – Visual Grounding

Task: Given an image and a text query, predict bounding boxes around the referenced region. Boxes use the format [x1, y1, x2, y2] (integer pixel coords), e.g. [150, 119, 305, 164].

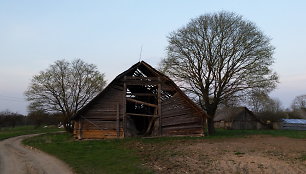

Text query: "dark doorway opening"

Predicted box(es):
[125, 84, 158, 137]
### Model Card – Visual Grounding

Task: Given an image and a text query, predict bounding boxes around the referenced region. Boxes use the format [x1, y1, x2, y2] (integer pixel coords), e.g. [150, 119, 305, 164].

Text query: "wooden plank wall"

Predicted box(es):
[74, 128, 124, 139]
[161, 92, 204, 136]
[73, 80, 205, 139]
[74, 84, 124, 139]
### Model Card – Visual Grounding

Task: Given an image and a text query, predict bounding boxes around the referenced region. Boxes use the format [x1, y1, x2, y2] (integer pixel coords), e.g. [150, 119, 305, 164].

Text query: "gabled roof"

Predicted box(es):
[214, 107, 256, 122]
[72, 61, 207, 120]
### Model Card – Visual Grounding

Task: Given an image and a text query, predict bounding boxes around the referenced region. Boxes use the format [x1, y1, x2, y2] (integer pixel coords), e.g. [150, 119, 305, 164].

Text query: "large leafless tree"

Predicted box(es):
[25, 59, 106, 131]
[161, 12, 278, 134]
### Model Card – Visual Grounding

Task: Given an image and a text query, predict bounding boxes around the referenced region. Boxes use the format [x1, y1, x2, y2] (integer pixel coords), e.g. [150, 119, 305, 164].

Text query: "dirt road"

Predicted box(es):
[0, 134, 74, 174]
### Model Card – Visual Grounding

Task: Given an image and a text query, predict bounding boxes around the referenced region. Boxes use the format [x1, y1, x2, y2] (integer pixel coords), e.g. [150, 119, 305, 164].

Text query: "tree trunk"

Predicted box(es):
[207, 117, 215, 135]
[64, 122, 73, 133]
[62, 114, 74, 133]
[205, 104, 218, 135]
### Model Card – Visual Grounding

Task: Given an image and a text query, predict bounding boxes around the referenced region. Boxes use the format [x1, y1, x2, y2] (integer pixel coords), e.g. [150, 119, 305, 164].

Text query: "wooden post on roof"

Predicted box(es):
[116, 103, 120, 137]
[158, 78, 162, 136]
[123, 76, 127, 137]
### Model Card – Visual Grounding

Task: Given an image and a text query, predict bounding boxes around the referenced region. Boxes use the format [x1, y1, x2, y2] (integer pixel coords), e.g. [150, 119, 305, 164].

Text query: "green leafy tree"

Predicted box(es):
[161, 11, 278, 134]
[25, 59, 106, 131]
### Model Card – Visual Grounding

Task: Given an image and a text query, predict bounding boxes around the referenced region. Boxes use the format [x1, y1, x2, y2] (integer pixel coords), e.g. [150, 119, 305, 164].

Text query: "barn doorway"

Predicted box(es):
[125, 82, 159, 137]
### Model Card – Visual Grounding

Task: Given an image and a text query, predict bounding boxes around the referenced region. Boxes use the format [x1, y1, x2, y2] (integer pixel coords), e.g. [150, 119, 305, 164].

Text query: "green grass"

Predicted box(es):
[23, 133, 153, 174]
[0, 125, 61, 140]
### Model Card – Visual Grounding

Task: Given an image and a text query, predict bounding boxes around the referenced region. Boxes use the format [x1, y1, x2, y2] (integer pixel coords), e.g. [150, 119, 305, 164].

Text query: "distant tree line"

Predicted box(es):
[0, 110, 63, 128]
[246, 93, 306, 123]
[215, 90, 306, 124]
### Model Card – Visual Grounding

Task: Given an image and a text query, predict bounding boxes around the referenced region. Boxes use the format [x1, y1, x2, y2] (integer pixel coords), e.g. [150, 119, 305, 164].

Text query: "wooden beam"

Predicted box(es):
[78, 119, 83, 140]
[116, 104, 120, 137]
[126, 98, 157, 108]
[125, 76, 161, 81]
[126, 113, 158, 117]
[123, 77, 127, 137]
[93, 109, 117, 112]
[124, 80, 160, 85]
[158, 80, 162, 136]
[130, 93, 157, 97]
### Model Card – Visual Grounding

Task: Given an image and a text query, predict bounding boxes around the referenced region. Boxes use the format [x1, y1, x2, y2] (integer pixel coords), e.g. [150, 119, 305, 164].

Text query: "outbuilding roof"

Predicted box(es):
[214, 107, 255, 122]
[282, 119, 306, 124]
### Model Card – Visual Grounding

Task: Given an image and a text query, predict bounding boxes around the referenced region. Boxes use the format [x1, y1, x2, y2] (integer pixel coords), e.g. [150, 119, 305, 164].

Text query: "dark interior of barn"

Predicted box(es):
[123, 64, 177, 136]
[125, 83, 158, 136]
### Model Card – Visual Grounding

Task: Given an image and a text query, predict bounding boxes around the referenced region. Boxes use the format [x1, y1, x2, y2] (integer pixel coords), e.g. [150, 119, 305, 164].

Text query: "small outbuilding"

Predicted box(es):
[214, 107, 266, 130]
[281, 119, 306, 130]
[72, 61, 207, 139]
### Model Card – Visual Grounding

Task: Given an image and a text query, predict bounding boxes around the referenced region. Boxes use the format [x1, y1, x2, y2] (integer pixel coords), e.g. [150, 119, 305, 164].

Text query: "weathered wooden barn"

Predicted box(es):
[214, 107, 266, 130]
[72, 61, 207, 139]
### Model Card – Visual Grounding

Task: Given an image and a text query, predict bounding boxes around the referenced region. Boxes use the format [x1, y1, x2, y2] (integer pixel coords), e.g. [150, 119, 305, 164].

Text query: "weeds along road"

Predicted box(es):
[0, 134, 74, 174]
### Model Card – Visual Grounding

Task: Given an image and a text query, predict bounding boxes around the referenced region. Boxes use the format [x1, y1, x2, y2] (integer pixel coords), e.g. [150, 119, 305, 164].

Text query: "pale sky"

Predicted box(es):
[1, 0, 306, 114]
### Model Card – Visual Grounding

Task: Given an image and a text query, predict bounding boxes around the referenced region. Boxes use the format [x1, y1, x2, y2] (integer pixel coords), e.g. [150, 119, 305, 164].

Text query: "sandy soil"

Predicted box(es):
[0, 134, 74, 174]
[138, 135, 306, 174]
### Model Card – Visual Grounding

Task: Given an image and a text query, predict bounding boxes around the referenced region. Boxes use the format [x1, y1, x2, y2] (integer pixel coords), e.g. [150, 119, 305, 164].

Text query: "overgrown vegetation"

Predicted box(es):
[0, 125, 60, 140]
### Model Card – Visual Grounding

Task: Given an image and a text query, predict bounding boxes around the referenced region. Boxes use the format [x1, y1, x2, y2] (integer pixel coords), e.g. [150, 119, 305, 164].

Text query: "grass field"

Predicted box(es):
[0, 125, 61, 140]
[22, 129, 306, 174]
[23, 133, 153, 174]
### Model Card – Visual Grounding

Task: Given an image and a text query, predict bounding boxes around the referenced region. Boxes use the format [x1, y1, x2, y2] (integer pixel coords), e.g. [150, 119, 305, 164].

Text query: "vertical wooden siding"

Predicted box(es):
[161, 92, 204, 136]
[74, 84, 124, 139]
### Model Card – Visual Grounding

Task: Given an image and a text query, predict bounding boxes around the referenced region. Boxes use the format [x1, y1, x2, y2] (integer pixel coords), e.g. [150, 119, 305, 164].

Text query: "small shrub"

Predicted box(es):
[234, 151, 245, 155]
[300, 155, 306, 161]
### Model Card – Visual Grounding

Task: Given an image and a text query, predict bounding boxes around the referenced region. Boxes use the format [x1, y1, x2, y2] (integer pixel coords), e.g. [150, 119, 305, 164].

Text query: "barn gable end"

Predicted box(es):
[72, 61, 207, 139]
